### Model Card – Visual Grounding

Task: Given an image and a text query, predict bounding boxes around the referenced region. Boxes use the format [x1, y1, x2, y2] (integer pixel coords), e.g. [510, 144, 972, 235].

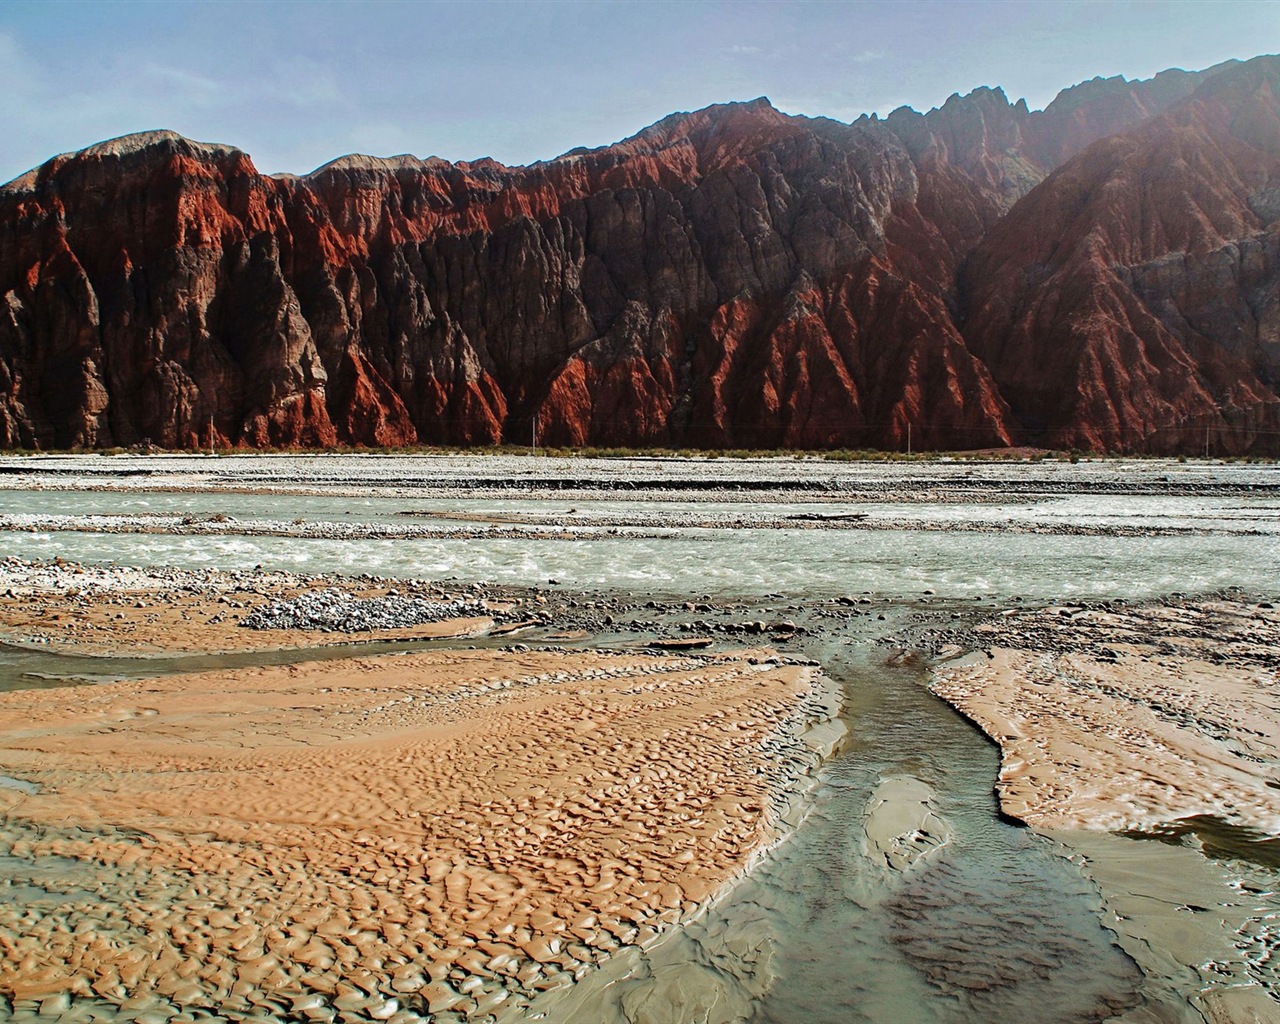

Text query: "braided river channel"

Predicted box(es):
[1, 457, 1279, 1023]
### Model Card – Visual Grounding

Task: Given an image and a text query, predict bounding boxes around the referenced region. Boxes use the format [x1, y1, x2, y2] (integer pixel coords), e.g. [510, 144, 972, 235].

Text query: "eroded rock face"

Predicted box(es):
[1, 59, 1277, 452]
[962, 58, 1280, 452]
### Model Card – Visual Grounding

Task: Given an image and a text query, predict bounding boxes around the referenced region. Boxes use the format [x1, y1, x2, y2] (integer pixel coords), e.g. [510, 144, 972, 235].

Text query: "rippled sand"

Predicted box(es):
[0, 644, 836, 1021]
[932, 599, 1280, 832]
[931, 597, 1280, 1021]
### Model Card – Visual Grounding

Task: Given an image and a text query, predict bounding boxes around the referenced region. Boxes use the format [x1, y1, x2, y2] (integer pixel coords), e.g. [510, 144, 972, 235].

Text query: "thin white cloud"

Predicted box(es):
[140, 64, 225, 105]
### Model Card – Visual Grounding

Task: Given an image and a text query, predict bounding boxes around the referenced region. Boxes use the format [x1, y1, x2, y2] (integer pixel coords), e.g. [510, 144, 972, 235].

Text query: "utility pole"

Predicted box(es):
[532, 412, 538, 454]
[907, 423, 912, 457]
[1205, 424, 1210, 460]
[209, 416, 214, 456]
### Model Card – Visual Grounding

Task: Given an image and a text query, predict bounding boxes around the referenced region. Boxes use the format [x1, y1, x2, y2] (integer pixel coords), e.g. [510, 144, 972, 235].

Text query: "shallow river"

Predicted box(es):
[2, 489, 1278, 601]
[2, 485, 1277, 1022]
[543, 633, 1144, 1024]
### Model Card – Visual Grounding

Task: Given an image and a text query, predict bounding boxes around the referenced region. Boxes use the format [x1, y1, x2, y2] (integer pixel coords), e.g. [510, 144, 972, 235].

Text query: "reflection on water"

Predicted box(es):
[1121, 815, 1280, 871]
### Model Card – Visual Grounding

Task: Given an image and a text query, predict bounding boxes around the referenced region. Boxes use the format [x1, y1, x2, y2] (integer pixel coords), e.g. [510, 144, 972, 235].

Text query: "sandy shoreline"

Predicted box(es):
[3, 484, 1278, 1024]
[930, 597, 1280, 1021]
[0, 559, 843, 1021]
[0, 560, 522, 657]
[931, 598, 1280, 833]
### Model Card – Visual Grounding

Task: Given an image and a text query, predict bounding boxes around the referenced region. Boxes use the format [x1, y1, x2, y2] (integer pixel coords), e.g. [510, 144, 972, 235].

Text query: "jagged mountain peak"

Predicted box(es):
[0, 56, 1277, 454]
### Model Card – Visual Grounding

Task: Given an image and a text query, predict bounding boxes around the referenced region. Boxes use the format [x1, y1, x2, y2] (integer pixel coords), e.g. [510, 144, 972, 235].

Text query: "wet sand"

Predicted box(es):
[0, 560, 507, 656]
[932, 598, 1280, 832]
[0, 635, 838, 1021]
[862, 775, 953, 873]
[931, 597, 1280, 1021]
[3, 450, 1279, 1023]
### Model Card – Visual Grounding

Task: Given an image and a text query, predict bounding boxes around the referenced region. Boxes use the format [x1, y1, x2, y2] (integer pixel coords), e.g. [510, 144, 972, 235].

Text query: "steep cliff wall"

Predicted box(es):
[1, 57, 1276, 452]
[962, 57, 1280, 451]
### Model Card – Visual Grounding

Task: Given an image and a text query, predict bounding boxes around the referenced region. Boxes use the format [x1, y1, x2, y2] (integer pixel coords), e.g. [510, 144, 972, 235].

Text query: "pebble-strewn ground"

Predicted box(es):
[0, 507, 1264, 539]
[0, 453, 1275, 502]
[0, 645, 838, 1023]
[0, 560, 514, 655]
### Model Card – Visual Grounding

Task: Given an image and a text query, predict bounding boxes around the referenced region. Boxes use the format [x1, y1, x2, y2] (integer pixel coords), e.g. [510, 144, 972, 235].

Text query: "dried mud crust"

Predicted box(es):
[0, 643, 840, 1022]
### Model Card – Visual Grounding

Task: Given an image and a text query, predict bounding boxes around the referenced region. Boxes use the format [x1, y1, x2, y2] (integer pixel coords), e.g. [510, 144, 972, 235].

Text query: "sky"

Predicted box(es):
[1, 0, 1277, 183]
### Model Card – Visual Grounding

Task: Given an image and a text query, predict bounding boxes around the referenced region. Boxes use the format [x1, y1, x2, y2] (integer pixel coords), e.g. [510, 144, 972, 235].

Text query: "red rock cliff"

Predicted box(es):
[0, 57, 1277, 452]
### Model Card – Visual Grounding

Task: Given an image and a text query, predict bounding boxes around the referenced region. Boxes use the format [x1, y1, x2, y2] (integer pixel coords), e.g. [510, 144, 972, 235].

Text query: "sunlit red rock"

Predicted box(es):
[0, 58, 1277, 452]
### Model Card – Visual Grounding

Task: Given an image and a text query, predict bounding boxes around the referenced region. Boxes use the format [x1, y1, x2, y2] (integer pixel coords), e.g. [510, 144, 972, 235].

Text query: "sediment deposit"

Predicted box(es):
[0, 561, 508, 655]
[3, 454, 1279, 1023]
[929, 597, 1280, 1021]
[931, 597, 1280, 832]
[0, 643, 836, 1021]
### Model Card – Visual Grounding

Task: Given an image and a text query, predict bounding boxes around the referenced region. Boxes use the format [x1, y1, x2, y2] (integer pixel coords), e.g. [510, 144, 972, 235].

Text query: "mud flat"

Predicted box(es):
[0, 558, 520, 657]
[932, 597, 1280, 1021]
[4, 451, 1279, 1023]
[0, 632, 840, 1022]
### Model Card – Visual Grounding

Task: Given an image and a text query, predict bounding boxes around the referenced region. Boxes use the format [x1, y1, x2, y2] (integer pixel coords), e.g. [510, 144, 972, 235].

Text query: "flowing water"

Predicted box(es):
[523, 631, 1143, 1024]
[737, 641, 1141, 1024]
[2, 482, 1278, 1022]
[1, 489, 1278, 600]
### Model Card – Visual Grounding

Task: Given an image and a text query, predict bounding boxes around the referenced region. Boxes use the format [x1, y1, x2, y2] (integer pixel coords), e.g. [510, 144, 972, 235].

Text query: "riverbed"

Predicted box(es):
[0, 454, 1277, 1023]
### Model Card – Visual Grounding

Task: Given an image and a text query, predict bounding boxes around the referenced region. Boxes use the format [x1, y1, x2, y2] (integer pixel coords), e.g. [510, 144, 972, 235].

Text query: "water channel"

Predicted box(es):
[1, 484, 1277, 1022]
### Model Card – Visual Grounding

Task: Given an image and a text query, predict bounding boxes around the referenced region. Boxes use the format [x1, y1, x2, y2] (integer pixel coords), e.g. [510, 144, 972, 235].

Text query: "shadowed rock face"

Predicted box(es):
[1, 58, 1278, 452]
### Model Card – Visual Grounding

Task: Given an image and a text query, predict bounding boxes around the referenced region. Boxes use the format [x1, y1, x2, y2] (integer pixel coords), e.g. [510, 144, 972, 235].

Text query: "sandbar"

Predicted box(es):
[0, 639, 837, 1021]
[931, 596, 1280, 1021]
[931, 598, 1280, 832]
[0, 560, 507, 657]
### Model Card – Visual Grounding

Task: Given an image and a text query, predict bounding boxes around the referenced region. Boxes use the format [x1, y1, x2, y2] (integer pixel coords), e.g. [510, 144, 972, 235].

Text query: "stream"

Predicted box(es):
[2, 483, 1278, 1022]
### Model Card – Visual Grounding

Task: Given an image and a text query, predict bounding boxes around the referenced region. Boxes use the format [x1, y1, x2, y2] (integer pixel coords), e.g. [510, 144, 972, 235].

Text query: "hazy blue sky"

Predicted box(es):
[1, 0, 1276, 183]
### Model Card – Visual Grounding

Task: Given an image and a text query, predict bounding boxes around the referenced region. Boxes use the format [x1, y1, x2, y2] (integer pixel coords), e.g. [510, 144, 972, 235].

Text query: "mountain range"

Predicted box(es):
[2, 54, 1278, 453]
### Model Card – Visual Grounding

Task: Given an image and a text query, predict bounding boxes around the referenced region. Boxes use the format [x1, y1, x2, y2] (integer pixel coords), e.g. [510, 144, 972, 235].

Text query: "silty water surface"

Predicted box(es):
[1, 488, 1275, 1021]
[728, 635, 1141, 1024]
[527, 625, 1143, 1024]
[1, 489, 1277, 601]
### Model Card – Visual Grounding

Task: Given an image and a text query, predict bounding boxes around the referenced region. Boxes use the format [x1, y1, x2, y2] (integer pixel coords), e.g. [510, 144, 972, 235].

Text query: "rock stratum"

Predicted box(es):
[2, 56, 1279, 453]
